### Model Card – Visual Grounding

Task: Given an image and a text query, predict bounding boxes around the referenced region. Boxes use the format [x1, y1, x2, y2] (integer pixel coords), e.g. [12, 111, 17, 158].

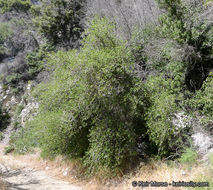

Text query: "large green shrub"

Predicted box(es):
[13, 17, 149, 175]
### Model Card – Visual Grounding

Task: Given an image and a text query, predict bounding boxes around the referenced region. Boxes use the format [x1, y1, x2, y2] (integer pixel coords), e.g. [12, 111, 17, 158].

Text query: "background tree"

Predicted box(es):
[0, 0, 31, 13]
[31, 0, 86, 48]
[156, 0, 213, 91]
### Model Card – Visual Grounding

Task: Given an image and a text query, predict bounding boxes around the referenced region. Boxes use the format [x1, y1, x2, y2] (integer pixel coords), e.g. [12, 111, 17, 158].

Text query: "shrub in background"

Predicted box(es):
[26, 43, 54, 78]
[31, 0, 85, 47]
[156, 0, 213, 91]
[0, 22, 13, 60]
[0, 0, 31, 13]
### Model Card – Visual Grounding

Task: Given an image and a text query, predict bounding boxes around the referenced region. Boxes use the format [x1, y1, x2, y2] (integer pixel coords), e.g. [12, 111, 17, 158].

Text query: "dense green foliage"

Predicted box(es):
[157, 0, 213, 91]
[31, 0, 85, 47]
[145, 76, 185, 156]
[193, 76, 213, 117]
[186, 74, 213, 121]
[17, 18, 149, 174]
[0, 0, 31, 13]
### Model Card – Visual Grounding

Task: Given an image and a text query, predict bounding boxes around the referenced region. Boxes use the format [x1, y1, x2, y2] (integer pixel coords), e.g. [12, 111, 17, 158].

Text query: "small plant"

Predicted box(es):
[0, 132, 3, 140]
[12, 104, 24, 130]
[4, 146, 14, 154]
[5, 73, 22, 85]
[9, 125, 40, 154]
[13, 121, 21, 130]
[2, 84, 8, 91]
[179, 148, 198, 166]
[15, 104, 24, 115]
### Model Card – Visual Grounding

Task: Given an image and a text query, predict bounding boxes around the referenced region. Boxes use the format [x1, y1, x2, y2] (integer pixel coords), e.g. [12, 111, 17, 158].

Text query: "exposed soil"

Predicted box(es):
[0, 145, 84, 190]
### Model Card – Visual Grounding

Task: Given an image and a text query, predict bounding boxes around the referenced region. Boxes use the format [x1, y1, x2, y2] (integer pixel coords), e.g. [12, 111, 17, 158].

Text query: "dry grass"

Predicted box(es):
[85, 160, 212, 190]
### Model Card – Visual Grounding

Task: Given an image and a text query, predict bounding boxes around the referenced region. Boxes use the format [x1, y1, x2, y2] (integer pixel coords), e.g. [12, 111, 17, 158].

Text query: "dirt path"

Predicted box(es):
[0, 145, 85, 190]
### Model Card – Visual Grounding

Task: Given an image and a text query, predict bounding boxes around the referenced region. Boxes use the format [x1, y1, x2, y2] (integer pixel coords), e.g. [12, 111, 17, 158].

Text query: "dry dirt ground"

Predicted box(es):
[0, 144, 211, 190]
[0, 145, 85, 190]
